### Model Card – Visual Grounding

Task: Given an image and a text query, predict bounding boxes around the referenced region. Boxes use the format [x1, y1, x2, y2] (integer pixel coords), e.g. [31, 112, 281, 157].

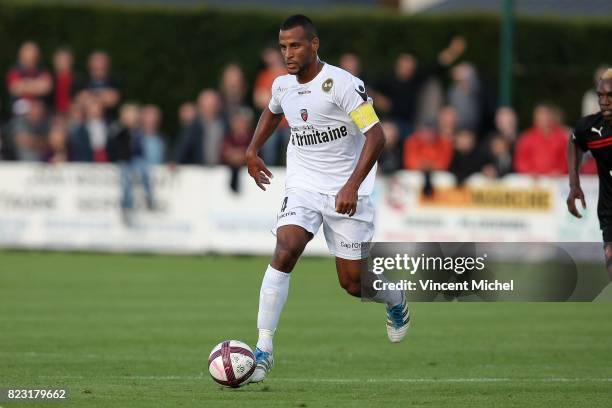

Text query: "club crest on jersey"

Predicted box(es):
[300, 108, 308, 121]
[322, 78, 333, 93]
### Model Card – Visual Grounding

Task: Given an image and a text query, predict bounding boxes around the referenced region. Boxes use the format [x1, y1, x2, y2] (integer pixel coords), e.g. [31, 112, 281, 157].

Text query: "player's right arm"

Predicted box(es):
[246, 107, 284, 190]
[566, 127, 586, 218]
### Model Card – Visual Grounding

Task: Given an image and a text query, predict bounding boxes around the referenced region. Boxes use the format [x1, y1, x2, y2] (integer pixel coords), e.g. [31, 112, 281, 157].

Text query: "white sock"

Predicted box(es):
[371, 275, 403, 307]
[256, 264, 291, 353]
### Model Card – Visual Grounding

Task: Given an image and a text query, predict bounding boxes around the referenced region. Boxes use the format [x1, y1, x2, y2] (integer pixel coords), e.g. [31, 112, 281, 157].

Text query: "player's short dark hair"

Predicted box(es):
[280, 14, 318, 40]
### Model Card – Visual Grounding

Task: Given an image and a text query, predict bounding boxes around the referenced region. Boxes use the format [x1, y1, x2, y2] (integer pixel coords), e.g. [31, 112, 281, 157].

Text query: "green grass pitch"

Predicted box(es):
[1, 251, 611, 407]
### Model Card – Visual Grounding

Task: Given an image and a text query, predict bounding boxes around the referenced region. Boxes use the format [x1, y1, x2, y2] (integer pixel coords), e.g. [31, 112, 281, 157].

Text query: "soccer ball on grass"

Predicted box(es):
[208, 340, 255, 388]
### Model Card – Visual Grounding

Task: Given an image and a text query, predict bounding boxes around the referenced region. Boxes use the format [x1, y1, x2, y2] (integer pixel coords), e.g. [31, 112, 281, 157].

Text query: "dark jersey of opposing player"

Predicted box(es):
[572, 112, 612, 226]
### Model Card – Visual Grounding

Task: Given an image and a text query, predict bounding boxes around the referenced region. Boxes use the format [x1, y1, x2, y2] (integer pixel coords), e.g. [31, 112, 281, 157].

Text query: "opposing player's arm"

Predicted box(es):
[336, 102, 385, 216]
[566, 131, 586, 218]
[246, 107, 284, 191]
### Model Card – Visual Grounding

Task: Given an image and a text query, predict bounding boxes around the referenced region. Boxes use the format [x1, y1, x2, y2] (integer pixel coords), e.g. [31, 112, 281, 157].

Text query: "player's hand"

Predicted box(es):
[336, 183, 358, 217]
[246, 152, 273, 191]
[566, 185, 586, 218]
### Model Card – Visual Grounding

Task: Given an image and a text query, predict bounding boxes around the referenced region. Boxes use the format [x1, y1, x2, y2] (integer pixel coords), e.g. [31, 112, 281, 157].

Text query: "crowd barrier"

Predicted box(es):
[0, 163, 601, 256]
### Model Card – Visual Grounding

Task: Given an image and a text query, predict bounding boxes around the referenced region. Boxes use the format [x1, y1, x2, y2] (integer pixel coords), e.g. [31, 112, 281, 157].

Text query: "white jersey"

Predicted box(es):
[268, 63, 378, 196]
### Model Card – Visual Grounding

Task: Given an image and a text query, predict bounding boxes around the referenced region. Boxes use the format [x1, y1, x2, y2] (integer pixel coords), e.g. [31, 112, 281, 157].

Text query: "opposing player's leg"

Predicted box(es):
[605, 244, 612, 280]
[604, 224, 612, 281]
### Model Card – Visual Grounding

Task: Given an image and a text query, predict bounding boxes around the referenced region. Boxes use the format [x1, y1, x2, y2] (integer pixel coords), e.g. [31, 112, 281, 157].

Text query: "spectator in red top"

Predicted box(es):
[514, 103, 569, 175]
[52, 47, 80, 115]
[253, 47, 286, 111]
[6, 41, 52, 105]
[403, 125, 453, 171]
[403, 107, 456, 171]
[253, 47, 289, 165]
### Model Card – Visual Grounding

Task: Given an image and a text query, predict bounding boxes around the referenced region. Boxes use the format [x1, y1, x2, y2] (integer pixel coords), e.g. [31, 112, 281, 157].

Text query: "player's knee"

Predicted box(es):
[272, 237, 305, 271]
[272, 248, 298, 272]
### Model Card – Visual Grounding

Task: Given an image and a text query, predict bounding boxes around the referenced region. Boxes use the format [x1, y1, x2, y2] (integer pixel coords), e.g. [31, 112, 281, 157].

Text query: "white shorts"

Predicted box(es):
[272, 188, 375, 260]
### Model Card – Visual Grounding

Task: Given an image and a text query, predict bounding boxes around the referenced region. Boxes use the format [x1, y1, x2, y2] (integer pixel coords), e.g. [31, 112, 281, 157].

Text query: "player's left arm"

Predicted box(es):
[336, 103, 385, 216]
[566, 124, 587, 218]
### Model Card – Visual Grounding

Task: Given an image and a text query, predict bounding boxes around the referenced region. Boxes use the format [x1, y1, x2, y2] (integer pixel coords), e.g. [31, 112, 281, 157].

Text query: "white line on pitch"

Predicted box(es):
[39, 375, 612, 383]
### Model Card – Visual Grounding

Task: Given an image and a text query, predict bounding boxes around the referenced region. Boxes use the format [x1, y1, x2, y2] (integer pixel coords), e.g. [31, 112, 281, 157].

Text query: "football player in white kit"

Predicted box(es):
[246, 15, 409, 383]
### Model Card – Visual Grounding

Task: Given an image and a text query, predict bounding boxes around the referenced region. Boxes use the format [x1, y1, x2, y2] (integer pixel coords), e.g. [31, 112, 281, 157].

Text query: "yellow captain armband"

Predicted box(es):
[349, 102, 379, 131]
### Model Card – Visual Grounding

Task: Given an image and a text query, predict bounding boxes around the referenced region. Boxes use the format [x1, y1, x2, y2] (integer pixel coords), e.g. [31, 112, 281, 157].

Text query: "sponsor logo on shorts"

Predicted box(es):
[278, 211, 296, 220]
[340, 241, 364, 249]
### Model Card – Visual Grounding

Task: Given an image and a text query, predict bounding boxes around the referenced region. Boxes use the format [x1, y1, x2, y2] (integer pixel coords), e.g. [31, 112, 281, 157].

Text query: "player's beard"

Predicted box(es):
[286, 61, 304, 75]
[287, 57, 312, 76]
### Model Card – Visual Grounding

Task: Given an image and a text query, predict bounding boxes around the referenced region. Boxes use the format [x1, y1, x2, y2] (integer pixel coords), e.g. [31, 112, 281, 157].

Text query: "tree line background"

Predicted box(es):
[0, 1, 610, 136]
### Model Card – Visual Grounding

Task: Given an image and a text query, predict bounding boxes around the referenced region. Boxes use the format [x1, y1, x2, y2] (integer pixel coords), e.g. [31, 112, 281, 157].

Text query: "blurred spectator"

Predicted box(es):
[1, 100, 24, 160]
[109, 103, 140, 164]
[171, 102, 196, 167]
[174, 89, 226, 165]
[481, 107, 518, 178]
[78, 51, 120, 120]
[6, 41, 52, 106]
[449, 129, 492, 184]
[112, 103, 155, 217]
[43, 117, 69, 163]
[253, 47, 286, 111]
[0, 104, 5, 160]
[0, 131, 4, 161]
[447, 62, 481, 133]
[68, 99, 108, 162]
[221, 108, 254, 193]
[140, 104, 166, 165]
[483, 134, 513, 178]
[378, 121, 402, 174]
[582, 65, 609, 116]
[437, 106, 458, 139]
[373, 36, 465, 137]
[178, 102, 197, 128]
[219, 63, 248, 116]
[514, 103, 568, 175]
[489, 107, 518, 145]
[415, 77, 444, 129]
[339, 53, 361, 77]
[6, 99, 49, 161]
[52, 47, 81, 115]
[67, 101, 86, 133]
[403, 125, 453, 171]
[253, 47, 289, 166]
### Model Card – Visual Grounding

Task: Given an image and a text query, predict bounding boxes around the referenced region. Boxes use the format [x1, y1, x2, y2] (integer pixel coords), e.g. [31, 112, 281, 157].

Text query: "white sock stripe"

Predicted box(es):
[266, 264, 291, 282]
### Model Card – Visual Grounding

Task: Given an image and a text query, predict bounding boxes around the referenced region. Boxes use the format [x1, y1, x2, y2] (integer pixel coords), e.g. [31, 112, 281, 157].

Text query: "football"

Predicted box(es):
[208, 340, 255, 388]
